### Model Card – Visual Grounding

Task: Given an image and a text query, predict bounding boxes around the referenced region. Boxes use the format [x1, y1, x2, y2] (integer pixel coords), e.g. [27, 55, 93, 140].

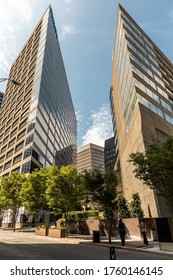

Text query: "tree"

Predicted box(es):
[21, 167, 48, 226]
[83, 168, 119, 243]
[0, 190, 6, 223]
[130, 192, 144, 218]
[46, 165, 85, 233]
[0, 172, 26, 231]
[116, 194, 131, 218]
[129, 137, 173, 205]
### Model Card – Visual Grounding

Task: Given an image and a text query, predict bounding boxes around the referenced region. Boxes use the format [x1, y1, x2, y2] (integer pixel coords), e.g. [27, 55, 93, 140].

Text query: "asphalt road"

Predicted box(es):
[0, 230, 172, 260]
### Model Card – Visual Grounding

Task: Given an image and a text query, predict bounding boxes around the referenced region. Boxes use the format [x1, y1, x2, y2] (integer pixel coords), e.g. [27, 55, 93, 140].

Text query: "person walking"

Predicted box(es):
[117, 218, 127, 246]
[138, 221, 149, 245]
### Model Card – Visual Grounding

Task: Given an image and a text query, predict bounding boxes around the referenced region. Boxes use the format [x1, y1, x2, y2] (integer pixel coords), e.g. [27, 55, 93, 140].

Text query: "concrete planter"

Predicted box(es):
[159, 242, 173, 252]
[48, 228, 66, 238]
[35, 227, 48, 236]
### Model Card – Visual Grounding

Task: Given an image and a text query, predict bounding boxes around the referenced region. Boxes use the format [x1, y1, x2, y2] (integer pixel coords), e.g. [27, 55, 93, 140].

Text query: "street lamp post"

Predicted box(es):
[0, 78, 21, 86]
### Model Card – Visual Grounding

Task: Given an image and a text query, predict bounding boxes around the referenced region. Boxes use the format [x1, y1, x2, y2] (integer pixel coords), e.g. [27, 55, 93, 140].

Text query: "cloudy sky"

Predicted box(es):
[1, 0, 173, 147]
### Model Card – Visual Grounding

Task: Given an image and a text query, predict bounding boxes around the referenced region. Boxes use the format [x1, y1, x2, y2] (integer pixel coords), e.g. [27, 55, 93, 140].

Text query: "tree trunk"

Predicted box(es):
[64, 212, 69, 237]
[108, 218, 112, 243]
[12, 214, 16, 232]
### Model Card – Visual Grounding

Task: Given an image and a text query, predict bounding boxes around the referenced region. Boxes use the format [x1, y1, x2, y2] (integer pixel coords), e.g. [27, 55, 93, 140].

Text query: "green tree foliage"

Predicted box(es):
[0, 190, 6, 221]
[130, 192, 144, 218]
[116, 194, 131, 218]
[0, 172, 26, 231]
[83, 168, 119, 243]
[46, 165, 85, 231]
[21, 167, 49, 226]
[129, 137, 173, 205]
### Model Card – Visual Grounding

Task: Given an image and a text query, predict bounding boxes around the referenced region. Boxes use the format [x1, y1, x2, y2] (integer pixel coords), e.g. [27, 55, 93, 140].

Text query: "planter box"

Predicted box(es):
[159, 242, 173, 252]
[35, 227, 48, 236]
[48, 228, 66, 238]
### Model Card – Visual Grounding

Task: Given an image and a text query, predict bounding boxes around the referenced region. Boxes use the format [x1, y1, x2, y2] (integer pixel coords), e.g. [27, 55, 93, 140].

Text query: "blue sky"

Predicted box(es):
[0, 0, 173, 148]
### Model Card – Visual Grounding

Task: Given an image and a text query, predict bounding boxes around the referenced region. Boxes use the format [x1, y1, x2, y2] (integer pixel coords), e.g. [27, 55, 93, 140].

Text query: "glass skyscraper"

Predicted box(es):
[0, 5, 77, 176]
[110, 4, 173, 217]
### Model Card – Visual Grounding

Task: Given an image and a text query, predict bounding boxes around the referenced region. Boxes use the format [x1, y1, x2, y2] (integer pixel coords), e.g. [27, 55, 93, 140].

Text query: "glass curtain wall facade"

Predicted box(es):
[110, 4, 173, 217]
[0, 5, 77, 177]
[0, 92, 3, 109]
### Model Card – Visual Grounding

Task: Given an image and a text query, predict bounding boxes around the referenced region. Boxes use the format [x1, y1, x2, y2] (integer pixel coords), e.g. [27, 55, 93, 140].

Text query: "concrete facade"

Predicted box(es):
[110, 4, 173, 217]
[77, 143, 105, 173]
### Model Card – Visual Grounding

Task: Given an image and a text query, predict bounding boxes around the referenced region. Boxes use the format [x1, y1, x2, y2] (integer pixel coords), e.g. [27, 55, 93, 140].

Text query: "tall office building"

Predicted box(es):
[110, 4, 173, 217]
[77, 143, 105, 173]
[0, 5, 77, 176]
[0, 92, 3, 109]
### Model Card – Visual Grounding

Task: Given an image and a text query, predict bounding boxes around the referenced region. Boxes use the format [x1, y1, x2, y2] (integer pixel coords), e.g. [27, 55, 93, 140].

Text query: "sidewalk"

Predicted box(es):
[68, 234, 173, 258]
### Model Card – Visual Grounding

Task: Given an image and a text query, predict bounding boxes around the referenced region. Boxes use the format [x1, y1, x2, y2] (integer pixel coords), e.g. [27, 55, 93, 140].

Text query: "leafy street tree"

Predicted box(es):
[46, 165, 85, 233]
[21, 167, 49, 226]
[83, 168, 119, 243]
[129, 137, 173, 205]
[0, 190, 6, 222]
[116, 194, 131, 218]
[0, 172, 26, 231]
[130, 192, 144, 218]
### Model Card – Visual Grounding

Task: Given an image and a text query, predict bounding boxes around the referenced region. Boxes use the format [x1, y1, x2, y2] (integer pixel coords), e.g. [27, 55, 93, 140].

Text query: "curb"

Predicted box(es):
[82, 242, 173, 258]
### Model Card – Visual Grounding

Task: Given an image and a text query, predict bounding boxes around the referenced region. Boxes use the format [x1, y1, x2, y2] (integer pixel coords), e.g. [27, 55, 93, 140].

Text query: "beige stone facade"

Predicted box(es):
[77, 143, 105, 173]
[110, 4, 173, 217]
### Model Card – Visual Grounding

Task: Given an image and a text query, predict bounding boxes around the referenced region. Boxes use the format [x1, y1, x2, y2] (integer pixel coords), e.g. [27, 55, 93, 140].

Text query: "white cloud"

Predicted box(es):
[64, 0, 73, 3]
[82, 104, 113, 147]
[0, 0, 34, 78]
[8, 0, 33, 23]
[59, 24, 77, 41]
[75, 110, 84, 123]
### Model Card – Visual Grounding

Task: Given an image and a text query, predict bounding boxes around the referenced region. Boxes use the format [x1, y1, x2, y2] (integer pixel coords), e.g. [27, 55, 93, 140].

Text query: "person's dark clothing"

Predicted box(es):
[142, 232, 148, 245]
[138, 222, 149, 245]
[117, 220, 126, 246]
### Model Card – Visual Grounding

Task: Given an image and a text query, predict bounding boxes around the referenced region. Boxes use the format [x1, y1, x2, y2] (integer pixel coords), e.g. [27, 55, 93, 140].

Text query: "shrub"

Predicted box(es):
[62, 210, 99, 221]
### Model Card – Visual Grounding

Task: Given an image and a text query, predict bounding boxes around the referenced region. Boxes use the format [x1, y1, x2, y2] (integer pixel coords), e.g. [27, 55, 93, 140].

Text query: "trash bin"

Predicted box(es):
[93, 230, 100, 243]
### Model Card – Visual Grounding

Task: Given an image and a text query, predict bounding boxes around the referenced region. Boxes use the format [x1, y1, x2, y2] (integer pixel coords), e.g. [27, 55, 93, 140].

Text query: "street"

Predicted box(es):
[0, 230, 172, 260]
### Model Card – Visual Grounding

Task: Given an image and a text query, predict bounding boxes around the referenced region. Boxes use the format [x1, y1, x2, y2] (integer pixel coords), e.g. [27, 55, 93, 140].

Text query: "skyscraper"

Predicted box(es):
[110, 4, 173, 217]
[0, 5, 77, 176]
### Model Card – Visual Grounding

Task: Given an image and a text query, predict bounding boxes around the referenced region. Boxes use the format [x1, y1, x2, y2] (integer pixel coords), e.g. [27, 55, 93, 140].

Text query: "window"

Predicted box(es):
[1, 145, 7, 153]
[11, 167, 20, 173]
[19, 119, 27, 129]
[15, 141, 24, 151]
[27, 122, 35, 133]
[6, 149, 14, 158]
[9, 138, 16, 147]
[4, 160, 12, 169]
[11, 128, 18, 137]
[0, 156, 5, 163]
[13, 154, 22, 164]
[23, 147, 33, 159]
[17, 129, 26, 140]
[26, 134, 33, 145]
[22, 161, 31, 173]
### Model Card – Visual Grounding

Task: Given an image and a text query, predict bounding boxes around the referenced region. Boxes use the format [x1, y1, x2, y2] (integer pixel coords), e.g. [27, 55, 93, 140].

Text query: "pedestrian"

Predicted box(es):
[117, 218, 127, 246]
[138, 221, 149, 245]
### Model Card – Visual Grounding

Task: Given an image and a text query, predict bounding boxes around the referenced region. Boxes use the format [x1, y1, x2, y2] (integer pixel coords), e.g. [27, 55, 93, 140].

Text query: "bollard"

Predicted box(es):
[110, 246, 116, 260]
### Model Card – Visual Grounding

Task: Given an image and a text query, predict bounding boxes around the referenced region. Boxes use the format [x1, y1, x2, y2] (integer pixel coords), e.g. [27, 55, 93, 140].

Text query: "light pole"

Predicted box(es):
[0, 78, 21, 86]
